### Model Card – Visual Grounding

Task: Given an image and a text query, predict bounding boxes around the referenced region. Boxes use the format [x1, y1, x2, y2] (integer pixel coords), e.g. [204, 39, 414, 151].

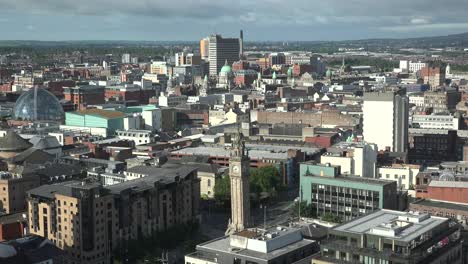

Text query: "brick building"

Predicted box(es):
[0, 213, 26, 241]
[421, 66, 445, 89]
[27, 164, 200, 264]
[63, 85, 105, 110]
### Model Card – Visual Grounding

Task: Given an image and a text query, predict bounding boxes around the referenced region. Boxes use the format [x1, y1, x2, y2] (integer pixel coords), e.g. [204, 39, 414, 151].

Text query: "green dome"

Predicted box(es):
[220, 65, 232, 74]
[326, 69, 333, 78]
[287, 67, 293, 76]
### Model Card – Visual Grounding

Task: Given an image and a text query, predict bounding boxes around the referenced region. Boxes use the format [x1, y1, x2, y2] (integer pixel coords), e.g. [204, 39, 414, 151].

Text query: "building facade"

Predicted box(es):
[313, 210, 463, 264]
[208, 34, 240, 76]
[27, 165, 200, 264]
[363, 90, 409, 152]
[300, 163, 398, 221]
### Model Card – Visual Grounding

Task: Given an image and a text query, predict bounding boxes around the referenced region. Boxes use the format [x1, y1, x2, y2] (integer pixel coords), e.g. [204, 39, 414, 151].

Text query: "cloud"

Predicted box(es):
[411, 17, 431, 25]
[0, 0, 468, 40]
[380, 22, 468, 33]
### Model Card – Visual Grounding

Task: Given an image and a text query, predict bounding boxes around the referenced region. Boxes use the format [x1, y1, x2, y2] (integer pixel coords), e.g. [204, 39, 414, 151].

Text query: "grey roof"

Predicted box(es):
[332, 209, 447, 243]
[29, 136, 61, 150]
[411, 199, 468, 211]
[429, 180, 468, 188]
[166, 159, 224, 174]
[197, 234, 315, 261]
[172, 143, 321, 161]
[3, 235, 64, 263]
[0, 131, 32, 151]
[0, 212, 26, 225]
[107, 164, 197, 194]
[6, 148, 55, 164]
[27, 181, 101, 199]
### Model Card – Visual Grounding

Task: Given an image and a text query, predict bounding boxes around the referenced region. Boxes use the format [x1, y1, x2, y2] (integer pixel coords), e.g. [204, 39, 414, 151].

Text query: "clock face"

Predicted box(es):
[232, 165, 240, 173]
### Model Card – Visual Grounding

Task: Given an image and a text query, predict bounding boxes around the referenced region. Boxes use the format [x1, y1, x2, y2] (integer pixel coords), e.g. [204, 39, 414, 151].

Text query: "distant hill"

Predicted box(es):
[0, 32, 467, 49]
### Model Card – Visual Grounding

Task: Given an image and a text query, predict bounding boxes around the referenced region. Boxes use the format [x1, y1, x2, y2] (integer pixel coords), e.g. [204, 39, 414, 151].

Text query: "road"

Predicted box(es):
[199, 199, 296, 239]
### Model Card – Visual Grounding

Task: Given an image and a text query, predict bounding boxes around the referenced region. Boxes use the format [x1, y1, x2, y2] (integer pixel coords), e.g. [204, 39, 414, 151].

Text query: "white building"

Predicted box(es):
[377, 164, 420, 191]
[141, 108, 162, 131]
[158, 93, 187, 107]
[321, 142, 378, 178]
[409, 94, 425, 107]
[374, 75, 399, 85]
[121, 53, 131, 64]
[116, 129, 154, 145]
[363, 91, 408, 152]
[409, 61, 428, 73]
[395, 60, 428, 73]
[150, 61, 169, 75]
[411, 114, 459, 130]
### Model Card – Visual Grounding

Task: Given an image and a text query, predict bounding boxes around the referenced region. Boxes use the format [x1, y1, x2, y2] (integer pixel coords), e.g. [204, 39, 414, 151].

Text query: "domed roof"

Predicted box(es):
[326, 69, 333, 78]
[13, 87, 64, 122]
[220, 65, 232, 74]
[287, 67, 293, 76]
[220, 59, 232, 74]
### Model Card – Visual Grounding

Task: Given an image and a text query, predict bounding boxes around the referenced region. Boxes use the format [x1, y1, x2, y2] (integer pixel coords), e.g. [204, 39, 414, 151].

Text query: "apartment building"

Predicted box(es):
[27, 164, 200, 264]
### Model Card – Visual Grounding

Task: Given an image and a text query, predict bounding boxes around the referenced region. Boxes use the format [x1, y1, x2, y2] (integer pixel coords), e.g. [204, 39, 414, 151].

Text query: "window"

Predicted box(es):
[207, 179, 211, 187]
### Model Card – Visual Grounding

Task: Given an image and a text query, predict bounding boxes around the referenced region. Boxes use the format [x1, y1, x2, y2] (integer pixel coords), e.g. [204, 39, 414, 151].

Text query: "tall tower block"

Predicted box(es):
[240, 30, 244, 58]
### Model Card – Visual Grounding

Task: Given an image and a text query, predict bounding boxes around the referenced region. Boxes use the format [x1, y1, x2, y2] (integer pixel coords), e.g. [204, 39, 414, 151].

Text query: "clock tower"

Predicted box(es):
[226, 131, 250, 235]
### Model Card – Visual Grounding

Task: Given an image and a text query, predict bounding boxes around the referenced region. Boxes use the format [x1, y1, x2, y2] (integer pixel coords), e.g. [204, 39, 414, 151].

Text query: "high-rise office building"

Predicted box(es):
[239, 30, 244, 58]
[363, 90, 409, 152]
[208, 34, 240, 76]
[121, 53, 131, 64]
[200, 37, 209, 61]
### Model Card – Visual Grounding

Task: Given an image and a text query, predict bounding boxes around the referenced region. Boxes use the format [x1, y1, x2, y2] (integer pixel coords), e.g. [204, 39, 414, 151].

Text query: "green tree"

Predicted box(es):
[249, 166, 282, 196]
[213, 174, 230, 202]
[213, 166, 283, 202]
[291, 201, 316, 218]
[321, 213, 342, 223]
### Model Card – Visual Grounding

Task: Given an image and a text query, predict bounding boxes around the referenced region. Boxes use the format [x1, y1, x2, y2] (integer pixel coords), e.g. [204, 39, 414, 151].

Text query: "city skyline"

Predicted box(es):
[1, 0, 468, 41]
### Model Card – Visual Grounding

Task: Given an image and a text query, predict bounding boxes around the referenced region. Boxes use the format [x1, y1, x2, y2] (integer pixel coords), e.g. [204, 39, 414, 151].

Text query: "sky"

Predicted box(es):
[0, 0, 468, 41]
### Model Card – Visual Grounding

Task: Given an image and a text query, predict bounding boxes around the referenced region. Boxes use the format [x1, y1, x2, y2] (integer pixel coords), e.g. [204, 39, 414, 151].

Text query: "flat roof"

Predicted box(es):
[333, 209, 447, 243]
[74, 109, 127, 119]
[306, 174, 395, 186]
[429, 180, 468, 188]
[411, 199, 468, 211]
[197, 234, 314, 261]
[172, 144, 321, 160]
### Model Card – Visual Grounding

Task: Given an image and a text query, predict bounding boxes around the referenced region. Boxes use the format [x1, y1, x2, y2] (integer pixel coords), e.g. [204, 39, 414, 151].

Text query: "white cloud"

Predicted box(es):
[410, 17, 430, 25]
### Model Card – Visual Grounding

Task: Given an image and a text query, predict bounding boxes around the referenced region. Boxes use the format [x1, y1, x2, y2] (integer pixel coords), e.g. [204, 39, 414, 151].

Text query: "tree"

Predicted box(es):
[213, 166, 283, 202]
[249, 166, 282, 196]
[321, 213, 342, 223]
[291, 201, 316, 218]
[213, 174, 230, 202]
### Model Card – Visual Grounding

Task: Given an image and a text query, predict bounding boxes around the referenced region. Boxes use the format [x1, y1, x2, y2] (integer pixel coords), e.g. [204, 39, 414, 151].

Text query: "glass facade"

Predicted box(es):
[13, 88, 64, 121]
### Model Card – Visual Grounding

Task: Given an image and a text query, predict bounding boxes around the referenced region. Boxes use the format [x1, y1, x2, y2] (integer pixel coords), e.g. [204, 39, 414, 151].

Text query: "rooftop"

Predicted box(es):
[0, 131, 32, 151]
[333, 209, 447, 243]
[196, 226, 315, 260]
[107, 164, 197, 193]
[74, 109, 127, 119]
[27, 180, 102, 200]
[172, 143, 321, 160]
[411, 199, 468, 212]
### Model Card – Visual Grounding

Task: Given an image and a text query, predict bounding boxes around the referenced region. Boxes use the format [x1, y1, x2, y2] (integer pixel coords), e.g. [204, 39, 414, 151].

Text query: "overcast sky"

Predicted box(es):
[0, 0, 467, 41]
